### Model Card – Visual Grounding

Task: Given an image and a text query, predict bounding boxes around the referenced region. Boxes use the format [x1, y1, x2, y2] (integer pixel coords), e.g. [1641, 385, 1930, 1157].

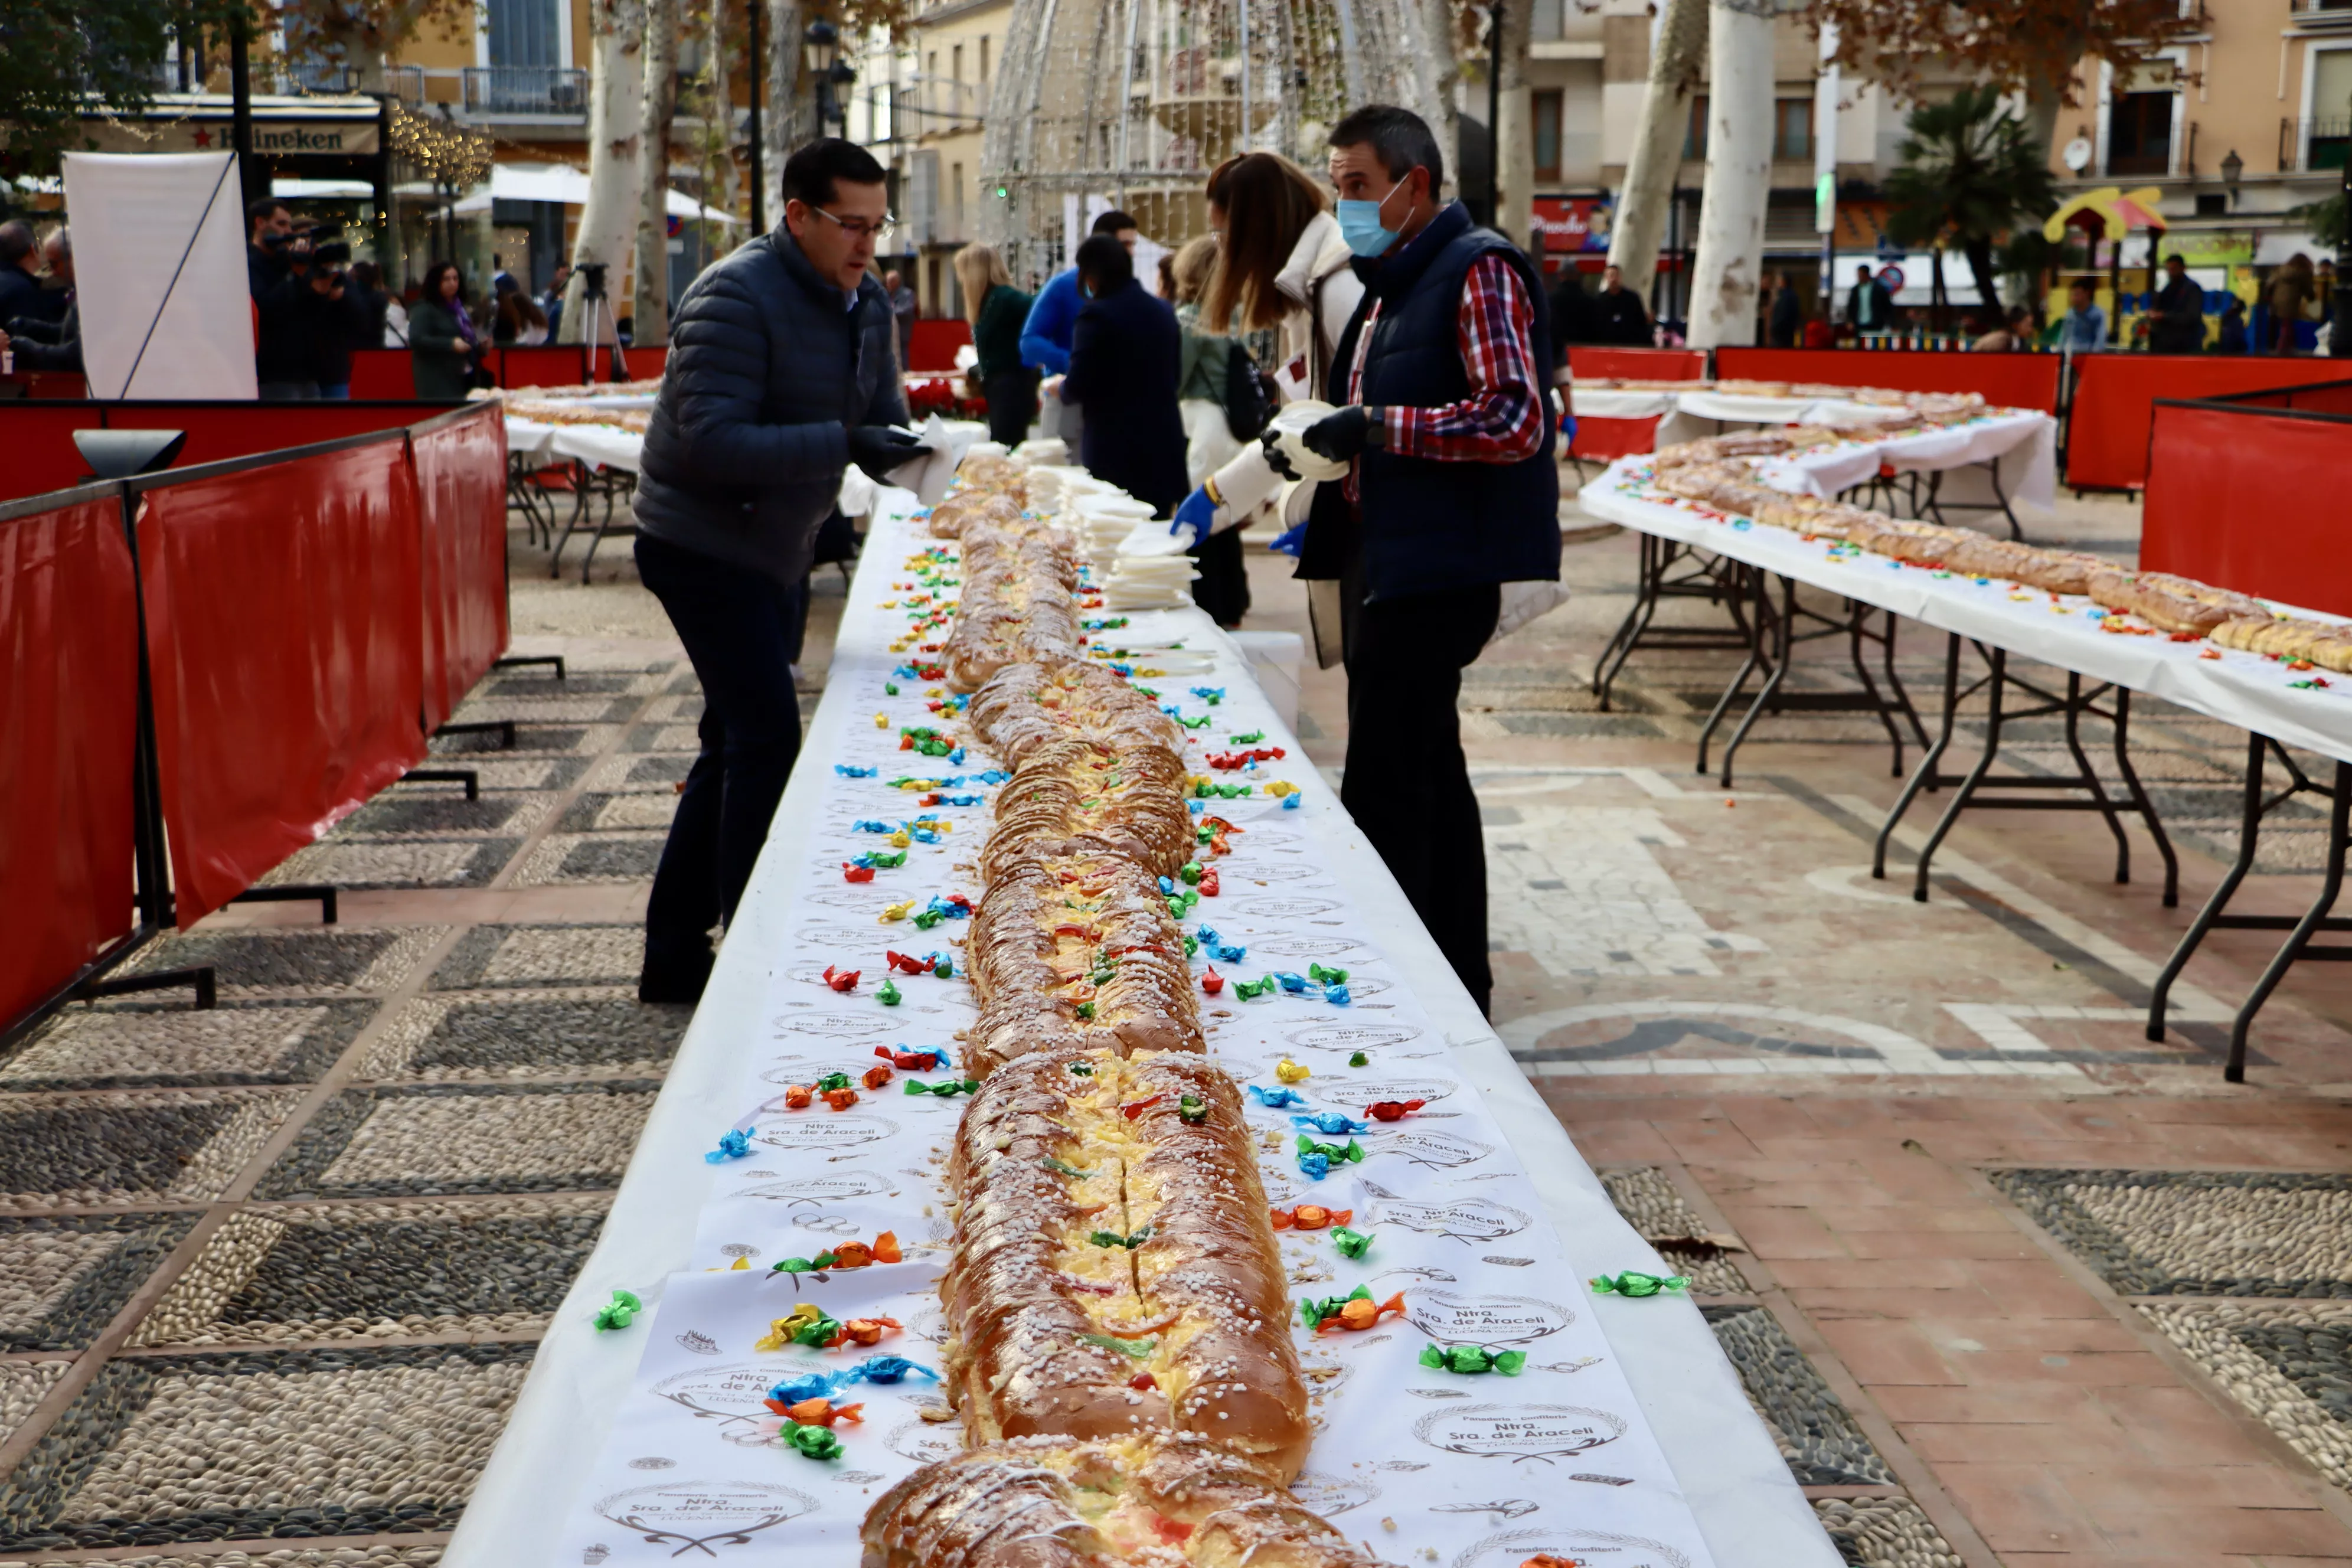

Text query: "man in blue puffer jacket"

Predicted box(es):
[632, 137, 927, 1002]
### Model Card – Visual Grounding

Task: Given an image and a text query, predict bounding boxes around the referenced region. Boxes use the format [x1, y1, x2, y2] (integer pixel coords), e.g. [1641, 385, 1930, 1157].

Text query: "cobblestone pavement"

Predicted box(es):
[0, 523, 848, 1563]
[8, 490, 2352, 1567]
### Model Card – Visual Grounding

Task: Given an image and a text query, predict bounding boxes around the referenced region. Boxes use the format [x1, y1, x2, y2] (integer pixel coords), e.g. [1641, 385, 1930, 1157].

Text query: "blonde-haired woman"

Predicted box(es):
[956, 242, 1037, 447]
[1169, 151, 1364, 547]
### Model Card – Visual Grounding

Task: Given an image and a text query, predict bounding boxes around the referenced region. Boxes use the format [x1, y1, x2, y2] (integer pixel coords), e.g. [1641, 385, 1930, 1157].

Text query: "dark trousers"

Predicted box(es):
[1189, 526, 1250, 627]
[1340, 582, 1500, 1017]
[633, 534, 804, 981]
[983, 369, 1039, 447]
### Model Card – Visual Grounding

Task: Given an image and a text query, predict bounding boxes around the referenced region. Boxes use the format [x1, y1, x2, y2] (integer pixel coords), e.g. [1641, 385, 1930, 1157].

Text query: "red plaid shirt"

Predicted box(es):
[1343, 253, 1545, 501]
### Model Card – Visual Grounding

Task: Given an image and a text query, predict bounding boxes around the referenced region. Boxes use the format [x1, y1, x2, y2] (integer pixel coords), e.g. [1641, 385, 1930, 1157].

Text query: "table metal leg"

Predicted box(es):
[1592, 532, 1663, 710]
[1695, 564, 1770, 778]
[2228, 765, 2352, 1082]
[2062, 671, 2137, 887]
[1713, 571, 1796, 788]
[548, 462, 592, 577]
[2148, 731, 2268, 1042]
[1909, 646, 2011, 901]
[2109, 690, 2180, 907]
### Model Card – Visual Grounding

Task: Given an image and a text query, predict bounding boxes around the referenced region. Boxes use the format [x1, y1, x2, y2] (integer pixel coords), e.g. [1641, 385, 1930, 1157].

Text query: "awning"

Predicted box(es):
[273, 178, 376, 198]
[2044, 185, 2167, 241]
[443, 162, 740, 223]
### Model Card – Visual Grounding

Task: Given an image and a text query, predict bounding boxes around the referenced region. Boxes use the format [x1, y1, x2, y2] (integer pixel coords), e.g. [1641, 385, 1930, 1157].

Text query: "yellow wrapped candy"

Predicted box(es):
[1276, 1058, 1311, 1084]
[880, 900, 914, 923]
[754, 1302, 828, 1352]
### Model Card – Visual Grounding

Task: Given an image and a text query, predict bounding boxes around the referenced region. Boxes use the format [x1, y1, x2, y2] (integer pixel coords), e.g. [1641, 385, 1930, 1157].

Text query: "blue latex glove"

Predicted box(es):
[1172, 485, 1216, 540]
[1559, 411, 1578, 442]
[1269, 522, 1307, 557]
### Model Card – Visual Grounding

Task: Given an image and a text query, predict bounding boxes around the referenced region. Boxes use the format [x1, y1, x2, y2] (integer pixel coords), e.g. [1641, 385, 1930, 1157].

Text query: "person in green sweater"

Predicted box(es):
[956, 243, 1035, 447]
[407, 260, 478, 400]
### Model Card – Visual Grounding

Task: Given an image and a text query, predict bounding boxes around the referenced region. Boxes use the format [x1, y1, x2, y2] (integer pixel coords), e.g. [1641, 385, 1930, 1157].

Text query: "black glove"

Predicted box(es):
[847, 423, 932, 481]
[1300, 405, 1374, 463]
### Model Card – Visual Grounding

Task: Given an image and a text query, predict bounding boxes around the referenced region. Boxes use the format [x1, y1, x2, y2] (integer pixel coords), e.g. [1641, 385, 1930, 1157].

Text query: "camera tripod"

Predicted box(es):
[576, 262, 632, 384]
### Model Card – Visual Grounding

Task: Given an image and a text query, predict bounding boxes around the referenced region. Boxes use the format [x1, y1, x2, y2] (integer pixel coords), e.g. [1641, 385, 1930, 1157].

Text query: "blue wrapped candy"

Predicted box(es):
[1291, 1111, 1371, 1136]
[1247, 1084, 1308, 1109]
[704, 1128, 753, 1163]
[835, 765, 878, 779]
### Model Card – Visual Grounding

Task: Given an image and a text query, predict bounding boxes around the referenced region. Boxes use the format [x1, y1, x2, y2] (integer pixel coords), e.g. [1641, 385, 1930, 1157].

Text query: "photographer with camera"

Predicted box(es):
[628, 138, 925, 1004]
[291, 224, 367, 398]
[247, 198, 335, 398]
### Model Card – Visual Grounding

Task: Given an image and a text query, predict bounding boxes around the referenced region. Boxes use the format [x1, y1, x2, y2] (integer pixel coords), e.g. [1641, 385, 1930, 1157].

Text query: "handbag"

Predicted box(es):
[1221, 341, 1273, 442]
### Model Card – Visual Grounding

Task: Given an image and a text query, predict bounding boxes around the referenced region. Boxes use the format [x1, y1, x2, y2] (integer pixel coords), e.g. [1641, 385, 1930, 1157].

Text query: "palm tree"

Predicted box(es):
[1884, 86, 2059, 316]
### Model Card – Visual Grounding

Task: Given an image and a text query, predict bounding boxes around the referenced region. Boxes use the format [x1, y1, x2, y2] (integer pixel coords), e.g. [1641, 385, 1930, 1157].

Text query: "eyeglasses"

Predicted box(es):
[811, 205, 898, 241]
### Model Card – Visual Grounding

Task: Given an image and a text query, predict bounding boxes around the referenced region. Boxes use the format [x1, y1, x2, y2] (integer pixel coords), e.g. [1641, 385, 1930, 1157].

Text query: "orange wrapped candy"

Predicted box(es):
[1269, 1205, 1352, 1231]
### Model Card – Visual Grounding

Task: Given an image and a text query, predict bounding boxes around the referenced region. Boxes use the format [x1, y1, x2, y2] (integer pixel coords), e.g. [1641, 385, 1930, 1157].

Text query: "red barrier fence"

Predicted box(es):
[412, 404, 512, 731]
[1714, 347, 2063, 414]
[910, 319, 973, 372]
[0, 486, 142, 1030]
[2066, 355, 2352, 490]
[349, 345, 673, 398]
[0, 401, 457, 507]
[349, 349, 413, 401]
[1567, 347, 1708, 381]
[134, 435, 428, 926]
[2142, 395, 2352, 618]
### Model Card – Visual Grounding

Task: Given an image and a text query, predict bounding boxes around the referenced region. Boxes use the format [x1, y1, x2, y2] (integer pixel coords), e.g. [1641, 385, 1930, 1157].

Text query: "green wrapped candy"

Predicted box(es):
[785, 1424, 844, 1460]
[1589, 1270, 1691, 1298]
[877, 979, 903, 1006]
[1347, 1051, 1370, 1067]
[1308, 962, 1350, 985]
[1419, 1343, 1527, 1376]
[592, 1289, 642, 1331]
[1178, 1093, 1207, 1125]
[1329, 1226, 1374, 1260]
[815, 1072, 854, 1092]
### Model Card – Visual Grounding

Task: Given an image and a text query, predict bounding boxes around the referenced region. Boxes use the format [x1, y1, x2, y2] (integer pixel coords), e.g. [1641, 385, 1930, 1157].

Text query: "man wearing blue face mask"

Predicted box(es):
[1289, 104, 1559, 1021]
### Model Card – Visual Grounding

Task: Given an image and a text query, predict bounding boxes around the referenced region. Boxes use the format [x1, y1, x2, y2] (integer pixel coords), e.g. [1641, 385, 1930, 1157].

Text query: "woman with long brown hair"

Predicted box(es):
[1168, 151, 1364, 550]
[956, 241, 1036, 447]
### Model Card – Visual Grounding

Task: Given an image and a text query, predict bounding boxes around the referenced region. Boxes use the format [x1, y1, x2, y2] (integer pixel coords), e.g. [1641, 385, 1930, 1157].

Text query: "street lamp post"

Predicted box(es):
[804, 20, 856, 137]
[749, 0, 764, 231]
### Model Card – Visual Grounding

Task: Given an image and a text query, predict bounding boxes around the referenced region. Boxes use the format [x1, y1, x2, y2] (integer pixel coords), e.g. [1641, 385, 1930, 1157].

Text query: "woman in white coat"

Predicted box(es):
[1169, 153, 1365, 553]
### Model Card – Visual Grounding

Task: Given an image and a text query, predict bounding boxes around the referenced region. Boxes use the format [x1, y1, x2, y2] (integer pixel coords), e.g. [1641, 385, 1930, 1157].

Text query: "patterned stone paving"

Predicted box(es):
[0, 1343, 535, 1549]
[0, 1001, 375, 1090]
[0, 1216, 200, 1350]
[357, 996, 686, 1083]
[254, 1083, 659, 1200]
[123, 930, 447, 999]
[125, 1196, 606, 1348]
[1990, 1168, 2352, 1296]
[430, 926, 644, 991]
[0, 619, 699, 1552]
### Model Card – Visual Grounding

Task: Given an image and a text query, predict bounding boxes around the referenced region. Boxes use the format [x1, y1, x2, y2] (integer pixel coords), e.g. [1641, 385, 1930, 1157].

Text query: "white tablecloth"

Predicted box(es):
[445, 490, 1838, 1568]
[517, 419, 644, 473]
[1578, 455, 2352, 766]
[1753, 410, 2057, 513]
[1570, 387, 1681, 419]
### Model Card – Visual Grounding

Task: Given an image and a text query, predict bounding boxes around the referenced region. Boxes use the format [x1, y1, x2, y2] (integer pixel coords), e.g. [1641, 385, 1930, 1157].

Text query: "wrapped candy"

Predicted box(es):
[704, 1128, 753, 1163]
[1275, 1059, 1311, 1084]
[834, 764, 878, 778]
[1347, 1051, 1370, 1067]
[1308, 962, 1350, 986]
[877, 1044, 948, 1070]
[783, 1397, 865, 1426]
[1300, 1285, 1406, 1334]
[1296, 1134, 1365, 1181]
[1200, 967, 1225, 996]
[1420, 1343, 1526, 1376]
[769, 1233, 900, 1274]
[1329, 1226, 1374, 1260]
[1589, 1271, 1691, 1298]
[822, 965, 861, 992]
[903, 1077, 981, 1097]
[876, 978, 903, 1006]
[1268, 1204, 1353, 1231]
[782, 1084, 814, 1110]
[592, 1289, 642, 1331]
[861, 1064, 894, 1090]
[1364, 1099, 1425, 1122]
[1247, 1084, 1307, 1109]
[821, 1087, 859, 1110]
[1291, 1111, 1371, 1136]
[784, 1424, 844, 1461]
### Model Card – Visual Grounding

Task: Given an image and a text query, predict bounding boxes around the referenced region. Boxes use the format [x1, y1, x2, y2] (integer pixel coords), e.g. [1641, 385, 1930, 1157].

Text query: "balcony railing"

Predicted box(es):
[2281, 116, 2352, 171]
[386, 64, 425, 106]
[462, 66, 587, 117]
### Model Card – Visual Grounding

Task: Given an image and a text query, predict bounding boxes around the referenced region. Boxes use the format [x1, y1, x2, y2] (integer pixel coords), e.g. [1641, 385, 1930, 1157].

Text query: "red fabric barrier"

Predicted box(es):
[500, 345, 589, 388]
[349, 349, 414, 401]
[1567, 347, 1707, 382]
[1570, 416, 1665, 461]
[2208, 378, 2352, 418]
[1, 373, 89, 400]
[2142, 401, 2352, 617]
[100, 402, 426, 471]
[137, 436, 426, 926]
[909, 319, 972, 371]
[0, 488, 141, 1028]
[629, 345, 668, 383]
[0, 406, 107, 504]
[2067, 355, 2352, 490]
[412, 405, 511, 731]
[1714, 347, 2062, 413]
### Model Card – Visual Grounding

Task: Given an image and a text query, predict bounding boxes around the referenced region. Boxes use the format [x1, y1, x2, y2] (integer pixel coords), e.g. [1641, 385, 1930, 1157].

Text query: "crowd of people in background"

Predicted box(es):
[0, 219, 79, 374]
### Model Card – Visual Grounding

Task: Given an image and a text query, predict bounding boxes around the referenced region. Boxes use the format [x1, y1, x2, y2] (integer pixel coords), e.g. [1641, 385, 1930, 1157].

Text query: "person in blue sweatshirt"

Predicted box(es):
[1024, 208, 1139, 445]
